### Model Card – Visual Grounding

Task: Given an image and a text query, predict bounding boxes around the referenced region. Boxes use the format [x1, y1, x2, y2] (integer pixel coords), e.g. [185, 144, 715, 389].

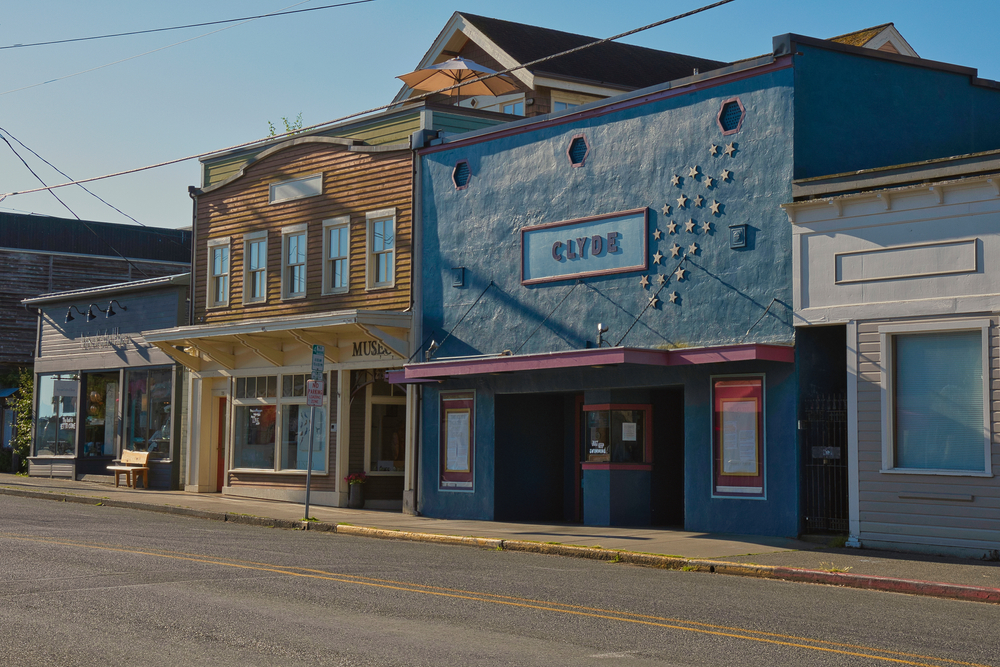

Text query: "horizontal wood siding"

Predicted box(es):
[322, 117, 421, 146]
[855, 316, 1000, 551]
[0, 250, 186, 368]
[194, 142, 413, 324]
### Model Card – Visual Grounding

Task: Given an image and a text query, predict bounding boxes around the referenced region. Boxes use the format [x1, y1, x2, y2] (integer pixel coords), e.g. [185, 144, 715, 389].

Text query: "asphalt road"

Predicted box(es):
[0, 496, 997, 667]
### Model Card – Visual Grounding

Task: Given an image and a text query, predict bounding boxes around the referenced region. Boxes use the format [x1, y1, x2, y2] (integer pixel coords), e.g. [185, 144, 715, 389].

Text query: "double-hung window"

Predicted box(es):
[281, 224, 308, 299]
[366, 208, 395, 289]
[322, 216, 350, 294]
[880, 320, 992, 475]
[243, 231, 267, 304]
[207, 237, 230, 308]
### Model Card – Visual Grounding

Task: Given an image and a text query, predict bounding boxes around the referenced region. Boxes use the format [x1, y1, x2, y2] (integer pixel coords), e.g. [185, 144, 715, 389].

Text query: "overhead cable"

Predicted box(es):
[0, 0, 738, 200]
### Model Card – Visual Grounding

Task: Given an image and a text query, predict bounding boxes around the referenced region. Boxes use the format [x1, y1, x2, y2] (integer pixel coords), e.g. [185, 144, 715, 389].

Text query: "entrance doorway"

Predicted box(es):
[650, 388, 684, 527]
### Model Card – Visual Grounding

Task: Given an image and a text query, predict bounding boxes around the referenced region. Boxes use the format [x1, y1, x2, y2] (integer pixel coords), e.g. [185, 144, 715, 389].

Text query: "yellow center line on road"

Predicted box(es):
[2, 532, 990, 667]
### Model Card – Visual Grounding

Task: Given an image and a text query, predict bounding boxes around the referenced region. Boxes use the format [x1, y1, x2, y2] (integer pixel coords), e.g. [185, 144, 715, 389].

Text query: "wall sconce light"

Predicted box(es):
[596, 322, 609, 347]
[451, 267, 465, 288]
[86, 304, 107, 321]
[425, 339, 440, 362]
[729, 224, 748, 249]
[106, 299, 128, 318]
[65, 306, 87, 323]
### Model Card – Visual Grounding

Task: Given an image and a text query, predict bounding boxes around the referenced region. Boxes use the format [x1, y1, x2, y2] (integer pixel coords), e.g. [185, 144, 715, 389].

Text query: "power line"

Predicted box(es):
[0, 0, 739, 200]
[0, 1, 375, 51]
[0, 126, 145, 227]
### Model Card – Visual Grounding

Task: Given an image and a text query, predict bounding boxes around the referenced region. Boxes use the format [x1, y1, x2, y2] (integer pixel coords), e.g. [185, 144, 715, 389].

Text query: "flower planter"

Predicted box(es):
[348, 483, 365, 509]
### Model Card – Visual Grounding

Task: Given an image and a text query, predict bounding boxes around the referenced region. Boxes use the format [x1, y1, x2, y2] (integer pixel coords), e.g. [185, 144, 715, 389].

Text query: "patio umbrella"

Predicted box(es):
[397, 57, 519, 97]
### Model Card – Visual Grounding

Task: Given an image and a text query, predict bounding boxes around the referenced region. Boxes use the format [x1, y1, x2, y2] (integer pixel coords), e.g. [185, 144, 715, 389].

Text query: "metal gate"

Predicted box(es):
[801, 395, 848, 534]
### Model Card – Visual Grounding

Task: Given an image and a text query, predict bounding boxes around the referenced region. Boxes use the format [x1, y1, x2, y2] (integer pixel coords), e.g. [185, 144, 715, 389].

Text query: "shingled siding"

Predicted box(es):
[0, 249, 187, 368]
[855, 317, 1000, 554]
[194, 141, 413, 324]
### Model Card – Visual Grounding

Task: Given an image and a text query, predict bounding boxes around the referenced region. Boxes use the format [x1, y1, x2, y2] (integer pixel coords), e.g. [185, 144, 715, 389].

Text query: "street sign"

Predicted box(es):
[306, 380, 324, 407]
[311, 344, 325, 381]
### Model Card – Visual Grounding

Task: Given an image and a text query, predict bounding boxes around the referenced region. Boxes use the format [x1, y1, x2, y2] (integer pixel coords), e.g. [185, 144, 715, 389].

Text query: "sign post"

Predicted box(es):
[304, 345, 325, 520]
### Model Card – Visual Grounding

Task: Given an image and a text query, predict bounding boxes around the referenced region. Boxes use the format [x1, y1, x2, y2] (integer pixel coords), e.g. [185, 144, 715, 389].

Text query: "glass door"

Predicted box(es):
[83, 372, 120, 458]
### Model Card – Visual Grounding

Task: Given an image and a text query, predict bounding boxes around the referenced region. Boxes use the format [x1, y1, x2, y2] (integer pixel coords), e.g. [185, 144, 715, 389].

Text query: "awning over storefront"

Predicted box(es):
[0, 387, 18, 398]
[143, 310, 411, 372]
[389, 343, 793, 383]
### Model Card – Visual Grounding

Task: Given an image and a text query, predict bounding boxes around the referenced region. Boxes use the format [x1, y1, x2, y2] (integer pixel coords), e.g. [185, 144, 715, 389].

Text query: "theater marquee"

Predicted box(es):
[520, 208, 648, 285]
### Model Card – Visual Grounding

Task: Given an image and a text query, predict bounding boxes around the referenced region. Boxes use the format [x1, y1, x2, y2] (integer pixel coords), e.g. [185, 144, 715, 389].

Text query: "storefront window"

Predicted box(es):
[124, 368, 173, 459]
[83, 372, 119, 458]
[35, 373, 78, 456]
[233, 405, 276, 469]
[583, 405, 649, 463]
[280, 405, 326, 472]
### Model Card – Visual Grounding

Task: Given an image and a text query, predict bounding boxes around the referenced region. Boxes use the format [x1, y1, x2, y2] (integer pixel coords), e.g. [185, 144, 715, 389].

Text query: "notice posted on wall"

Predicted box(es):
[622, 422, 637, 442]
[445, 410, 470, 473]
[721, 399, 758, 475]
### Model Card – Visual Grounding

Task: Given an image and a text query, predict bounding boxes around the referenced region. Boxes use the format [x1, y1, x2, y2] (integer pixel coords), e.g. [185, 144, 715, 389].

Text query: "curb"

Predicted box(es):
[4, 486, 999, 604]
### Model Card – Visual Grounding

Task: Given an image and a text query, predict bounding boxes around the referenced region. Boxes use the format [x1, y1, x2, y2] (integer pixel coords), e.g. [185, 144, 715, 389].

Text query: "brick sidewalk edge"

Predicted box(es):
[4, 486, 998, 605]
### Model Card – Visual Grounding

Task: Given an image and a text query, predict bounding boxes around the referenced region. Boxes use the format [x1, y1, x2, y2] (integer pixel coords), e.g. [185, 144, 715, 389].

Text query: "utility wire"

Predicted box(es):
[0, 133, 150, 277]
[429, 281, 495, 360]
[0, 126, 145, 227]
[0, 1, 375, 50]
[0, 0, 321, 97]
[1, 0, 739, 200]
[512, 281, 580, 355]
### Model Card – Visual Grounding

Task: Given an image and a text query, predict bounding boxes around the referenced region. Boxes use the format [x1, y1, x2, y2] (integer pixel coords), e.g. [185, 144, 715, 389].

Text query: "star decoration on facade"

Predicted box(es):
[670, 174, 681, 187]
[657, 273, 667, 286]
[649, 295, 659, 308]
[709, 144, 719, 156]
[693, 195, 704, 208]
[685, 219, 697, 233]
[639, 274, 649, 288]
[668, 291, 678, 304]
[705, 175, 715, 188]
[665, 220, 678, 234]
[669, 242, 681, 257]
[688, 242, 699, 255]
[661, 203, 672, 216]
[674, 266, 687, 282]
[721, 169, 731, 181]
[652, 250, 663, 265]
[701, 221, 713, 234]
[653, 228, 662, 241]
[724, 142, 736, 157]
[676, 193, 688, 208]
[709, 200, 721, 215]
[688, 166, 700, 178]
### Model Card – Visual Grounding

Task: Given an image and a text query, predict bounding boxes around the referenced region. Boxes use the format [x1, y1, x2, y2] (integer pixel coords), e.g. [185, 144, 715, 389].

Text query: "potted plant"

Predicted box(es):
[345, 471, 367, 509]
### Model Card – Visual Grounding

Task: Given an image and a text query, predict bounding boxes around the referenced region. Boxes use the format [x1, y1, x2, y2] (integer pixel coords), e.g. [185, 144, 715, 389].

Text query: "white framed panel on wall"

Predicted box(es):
[439, 391, 475, 492]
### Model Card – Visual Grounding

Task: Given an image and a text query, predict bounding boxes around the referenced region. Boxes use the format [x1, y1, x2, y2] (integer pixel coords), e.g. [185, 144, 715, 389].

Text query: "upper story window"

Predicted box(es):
[322, 216, 350, 295]
[207, 237, 231, 308]
[269, 173, 322, 204]
[502, 101, 524, 116]
[281, 224, 308, 299]
[551, 91, 601, 113]
[243, 231, 267, 304]
[366, 209, 395, 289]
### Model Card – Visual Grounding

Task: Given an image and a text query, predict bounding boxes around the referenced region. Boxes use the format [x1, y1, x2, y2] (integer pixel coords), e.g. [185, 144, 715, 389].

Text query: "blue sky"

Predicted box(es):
[2, 0, 998, 229]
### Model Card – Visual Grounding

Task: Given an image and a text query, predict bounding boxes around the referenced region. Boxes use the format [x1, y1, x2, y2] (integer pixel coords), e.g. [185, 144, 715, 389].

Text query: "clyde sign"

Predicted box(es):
[520, 208, 648, 285]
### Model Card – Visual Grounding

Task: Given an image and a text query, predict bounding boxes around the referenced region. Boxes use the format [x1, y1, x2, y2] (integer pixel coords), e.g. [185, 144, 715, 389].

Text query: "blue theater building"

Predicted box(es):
[394, 31, 1000, 536]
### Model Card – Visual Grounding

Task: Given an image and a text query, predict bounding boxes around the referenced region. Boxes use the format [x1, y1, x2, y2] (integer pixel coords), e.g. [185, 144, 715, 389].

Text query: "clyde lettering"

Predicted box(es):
[551, 231, 621, 262]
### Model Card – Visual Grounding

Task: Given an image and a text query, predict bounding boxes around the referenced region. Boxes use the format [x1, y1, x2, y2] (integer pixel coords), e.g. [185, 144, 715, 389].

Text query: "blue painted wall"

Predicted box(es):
[793, 41, 1000, 179]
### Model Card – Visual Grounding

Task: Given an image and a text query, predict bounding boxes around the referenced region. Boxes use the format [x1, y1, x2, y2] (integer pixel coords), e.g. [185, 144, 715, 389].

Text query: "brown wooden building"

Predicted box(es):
[144, 102, 511, 512]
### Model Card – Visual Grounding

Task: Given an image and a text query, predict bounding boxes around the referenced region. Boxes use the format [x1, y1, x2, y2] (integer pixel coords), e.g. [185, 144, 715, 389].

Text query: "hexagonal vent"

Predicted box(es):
[452, 160, 470, 189]
[568, 136, 588, 166]
[718, 99, 745, 134]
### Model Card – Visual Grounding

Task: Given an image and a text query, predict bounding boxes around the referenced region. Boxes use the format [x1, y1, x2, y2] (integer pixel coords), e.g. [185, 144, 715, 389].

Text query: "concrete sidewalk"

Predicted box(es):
[2, 473, 998, 604]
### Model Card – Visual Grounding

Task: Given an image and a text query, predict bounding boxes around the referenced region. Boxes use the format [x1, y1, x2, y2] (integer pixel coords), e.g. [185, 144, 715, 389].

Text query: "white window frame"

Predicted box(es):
[364, 379, 407, 476]
[206, 236, 231, 308]
[268, 173, 322, 204]
[281, 223, 308, 300]
[228, 372, 329, 475]
[322, 215, 351, 295]
[551, 91, 601, 112]
[366, 208, 396, 290]
[242, 230, 268, 304]
[878, 318, 993, 477]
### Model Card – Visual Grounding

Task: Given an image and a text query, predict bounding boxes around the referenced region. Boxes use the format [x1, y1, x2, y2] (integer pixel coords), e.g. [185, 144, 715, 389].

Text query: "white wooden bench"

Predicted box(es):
[107, 450, 150, 489]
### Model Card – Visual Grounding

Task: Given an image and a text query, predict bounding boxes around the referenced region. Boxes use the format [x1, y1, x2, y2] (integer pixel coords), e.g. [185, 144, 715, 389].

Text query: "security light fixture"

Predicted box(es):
[64, 305, 86, 323]
[106, 299, 128, 318]
[86, 304, 107, 321]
